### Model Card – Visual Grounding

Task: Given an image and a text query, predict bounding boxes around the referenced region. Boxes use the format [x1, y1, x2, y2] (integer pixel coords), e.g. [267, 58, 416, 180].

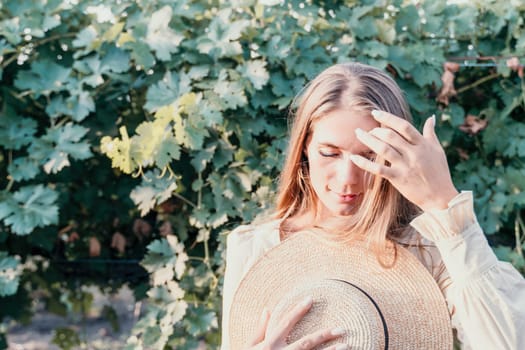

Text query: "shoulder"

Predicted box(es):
[226, 219, 282, 260]
[224, 219, 282, 284]
[394, 228, 445, 279]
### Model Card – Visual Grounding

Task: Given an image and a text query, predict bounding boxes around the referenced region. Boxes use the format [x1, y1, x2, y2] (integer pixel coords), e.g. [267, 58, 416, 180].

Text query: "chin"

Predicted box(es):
[327, 205, 359, 217]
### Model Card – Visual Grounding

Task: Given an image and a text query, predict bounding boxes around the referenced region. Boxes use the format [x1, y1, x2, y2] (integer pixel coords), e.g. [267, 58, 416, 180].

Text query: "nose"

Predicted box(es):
[335, 157, 360, 190]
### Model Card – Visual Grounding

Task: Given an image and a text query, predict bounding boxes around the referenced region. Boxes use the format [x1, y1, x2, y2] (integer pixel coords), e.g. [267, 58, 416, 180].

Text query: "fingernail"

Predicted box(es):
[302, 296, 313, 307]
[349, 154, 360, 163]
[331, 327, 346, 336]
[354, 128, 364, 135]
[371, 109, 383, 119]
[335, 344, 349, 350]
[431, 114, 436, 127]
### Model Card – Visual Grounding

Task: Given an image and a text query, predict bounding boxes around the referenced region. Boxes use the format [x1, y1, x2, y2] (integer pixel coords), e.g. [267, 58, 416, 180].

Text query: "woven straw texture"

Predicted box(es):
[229, 231, 453, 349]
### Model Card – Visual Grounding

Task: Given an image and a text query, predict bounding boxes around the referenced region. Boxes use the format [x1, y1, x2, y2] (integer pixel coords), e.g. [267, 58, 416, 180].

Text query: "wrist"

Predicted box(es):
[421, 187, 459, 211]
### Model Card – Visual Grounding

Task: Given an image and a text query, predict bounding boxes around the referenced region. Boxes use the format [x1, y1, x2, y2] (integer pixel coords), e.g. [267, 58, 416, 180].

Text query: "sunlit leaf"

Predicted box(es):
[238, 59, 270, 90]
[100, 126, 135, 173]
[146, 6, 184, 61]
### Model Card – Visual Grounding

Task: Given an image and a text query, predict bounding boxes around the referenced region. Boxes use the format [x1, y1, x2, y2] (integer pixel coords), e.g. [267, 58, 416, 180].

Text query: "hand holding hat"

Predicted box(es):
[244, 294, 348, 350]
[229, 231, 453, 349]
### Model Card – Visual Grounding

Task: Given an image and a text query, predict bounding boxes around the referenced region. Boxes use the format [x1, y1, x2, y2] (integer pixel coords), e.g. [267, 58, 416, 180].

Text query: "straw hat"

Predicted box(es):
[229, 231, 453, 349]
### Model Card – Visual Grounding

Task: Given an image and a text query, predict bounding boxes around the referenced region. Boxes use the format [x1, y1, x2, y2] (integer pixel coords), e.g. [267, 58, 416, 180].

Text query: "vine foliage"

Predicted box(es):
[0, 0, 524, 348]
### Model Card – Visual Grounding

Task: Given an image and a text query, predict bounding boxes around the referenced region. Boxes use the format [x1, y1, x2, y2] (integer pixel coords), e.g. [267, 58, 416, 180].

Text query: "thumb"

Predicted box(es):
[423, 114, 439, 143]
[248, 307, 270, 346]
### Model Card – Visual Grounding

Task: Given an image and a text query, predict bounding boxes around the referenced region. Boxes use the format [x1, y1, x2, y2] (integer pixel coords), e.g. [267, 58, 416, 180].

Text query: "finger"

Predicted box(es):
[289, 327, 348, 350]
[248, 307, 271, 346]
[368, 127, 411, 155]
[422, 114, 440, 144]
[349, 154, 394, 179]
[355, 128, 403, 163]
[274, 296, 313, 340]
[371, 110, 421, 144]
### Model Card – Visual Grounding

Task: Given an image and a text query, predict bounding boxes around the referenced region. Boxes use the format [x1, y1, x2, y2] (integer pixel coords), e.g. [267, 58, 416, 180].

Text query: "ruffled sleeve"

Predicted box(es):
[220, 221, 281, 350]
[410, 191, 525, 350]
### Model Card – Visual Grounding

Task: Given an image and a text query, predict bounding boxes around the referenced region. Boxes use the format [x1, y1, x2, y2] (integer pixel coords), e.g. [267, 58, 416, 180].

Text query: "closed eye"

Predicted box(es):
[319, 150, 339, 158]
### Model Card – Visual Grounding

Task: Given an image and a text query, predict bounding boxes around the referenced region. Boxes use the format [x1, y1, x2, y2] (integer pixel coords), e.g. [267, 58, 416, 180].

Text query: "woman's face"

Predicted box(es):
[305, 108, 379, 218]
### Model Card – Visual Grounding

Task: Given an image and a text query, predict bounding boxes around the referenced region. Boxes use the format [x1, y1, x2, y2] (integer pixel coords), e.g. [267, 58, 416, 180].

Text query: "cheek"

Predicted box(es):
[307, 155, 333, 186]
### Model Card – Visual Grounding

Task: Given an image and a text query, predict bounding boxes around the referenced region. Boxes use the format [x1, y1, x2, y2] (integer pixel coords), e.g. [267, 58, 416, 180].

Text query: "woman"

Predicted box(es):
[221, 62, 525, 349]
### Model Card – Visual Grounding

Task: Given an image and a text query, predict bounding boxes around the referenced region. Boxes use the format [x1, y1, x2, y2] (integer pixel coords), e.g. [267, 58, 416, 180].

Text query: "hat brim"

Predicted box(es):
[229, 231, 452, 349]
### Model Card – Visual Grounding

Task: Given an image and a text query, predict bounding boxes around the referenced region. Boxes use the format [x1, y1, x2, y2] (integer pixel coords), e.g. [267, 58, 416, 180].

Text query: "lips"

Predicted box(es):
[334, 192, 361, 203]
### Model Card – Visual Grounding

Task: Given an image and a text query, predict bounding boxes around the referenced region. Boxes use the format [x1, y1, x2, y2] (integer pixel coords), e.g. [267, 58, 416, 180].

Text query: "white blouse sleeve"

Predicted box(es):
[220, 221, 281, 350]
[410, 191, 525, 350]
[221, 226, 252, 350]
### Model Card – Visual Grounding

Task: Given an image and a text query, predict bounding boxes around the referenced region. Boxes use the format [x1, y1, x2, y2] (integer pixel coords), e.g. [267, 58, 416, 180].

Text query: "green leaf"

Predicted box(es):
[124, 41, 156, 70]
[351, 16, 378, 39]
[155, 137, 181, 169]
[130, 171, 177, 216]
[142, 236, 188, 280]
[14, 59, 71, 96]
[0, 185, 59, 235]
[100, 46, 130, 73]
[67, 91, 96, 121]
[7, 157, 40, 181]
[388, 46, 415, 72]
[411, 64, 441, 87]
[0, 17, 22, 45]
[0, 252, 20, 297]
[0, 110, 37, 150]
[213, 70, 248, 109]
[191, 145, 216, 173]
[146, 6, 184, 61]
[360, 40, 388, 58]
[144, 72, 181, 112]
[183, 306, 218, 337]
[146, 239, 174, 257]
[395, 4, 420, 34]
[45, 91, 95, 121]
[29, 123, 93, 174]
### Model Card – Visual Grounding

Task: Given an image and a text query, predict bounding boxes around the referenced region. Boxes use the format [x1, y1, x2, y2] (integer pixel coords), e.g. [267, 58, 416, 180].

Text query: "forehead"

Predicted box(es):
[309, 109, 378, 148]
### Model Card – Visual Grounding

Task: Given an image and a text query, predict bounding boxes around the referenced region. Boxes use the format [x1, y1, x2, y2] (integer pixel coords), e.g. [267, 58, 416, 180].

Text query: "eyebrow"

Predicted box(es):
[318, 142, 339, 148]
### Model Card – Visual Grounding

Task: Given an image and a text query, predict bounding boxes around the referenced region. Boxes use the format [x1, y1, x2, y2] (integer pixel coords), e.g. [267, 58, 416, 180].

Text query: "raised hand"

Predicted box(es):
[350, 110, 459, 211]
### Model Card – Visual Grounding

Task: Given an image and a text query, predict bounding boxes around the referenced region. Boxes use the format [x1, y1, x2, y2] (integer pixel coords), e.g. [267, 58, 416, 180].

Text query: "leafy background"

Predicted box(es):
[1, 0, 524, 348]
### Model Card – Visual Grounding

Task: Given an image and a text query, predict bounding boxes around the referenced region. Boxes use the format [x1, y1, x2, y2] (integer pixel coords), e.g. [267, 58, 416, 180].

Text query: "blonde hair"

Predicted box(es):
[276, 62, 420, 262]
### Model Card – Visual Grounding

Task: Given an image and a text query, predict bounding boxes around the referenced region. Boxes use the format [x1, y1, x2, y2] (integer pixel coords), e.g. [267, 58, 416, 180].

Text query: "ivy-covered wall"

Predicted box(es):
[1, 0, 524, 348]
